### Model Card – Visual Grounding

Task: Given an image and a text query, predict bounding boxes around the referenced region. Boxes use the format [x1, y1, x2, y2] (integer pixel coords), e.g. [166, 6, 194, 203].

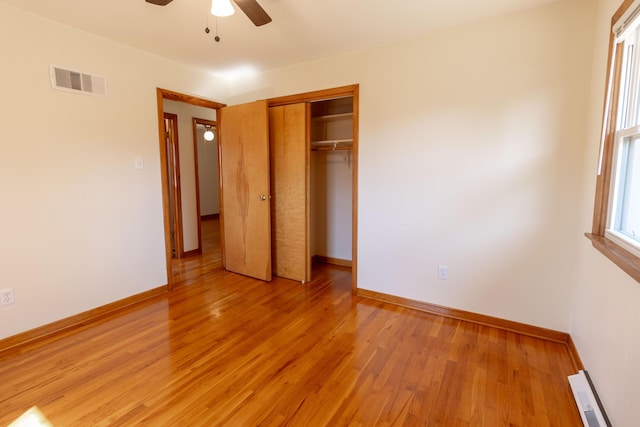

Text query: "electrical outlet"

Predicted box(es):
[438, 265, 448, 280]
[1, 288, 15, 306]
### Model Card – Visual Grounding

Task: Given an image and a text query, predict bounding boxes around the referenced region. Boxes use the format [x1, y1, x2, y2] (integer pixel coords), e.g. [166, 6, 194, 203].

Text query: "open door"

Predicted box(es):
[219, 100, 272, 281]
[164, 112, 183, 258]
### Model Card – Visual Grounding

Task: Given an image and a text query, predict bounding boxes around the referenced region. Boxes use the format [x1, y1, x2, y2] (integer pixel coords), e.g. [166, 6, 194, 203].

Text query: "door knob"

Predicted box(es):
[258, 194, 267, 201]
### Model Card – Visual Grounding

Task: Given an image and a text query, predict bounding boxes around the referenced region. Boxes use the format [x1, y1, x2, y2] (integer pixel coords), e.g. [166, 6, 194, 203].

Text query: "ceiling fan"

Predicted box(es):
[145, 0, 272, 27]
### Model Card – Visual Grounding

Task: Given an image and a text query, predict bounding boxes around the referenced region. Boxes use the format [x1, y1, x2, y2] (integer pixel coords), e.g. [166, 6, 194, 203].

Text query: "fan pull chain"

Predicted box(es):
[204, 11, 221, 42]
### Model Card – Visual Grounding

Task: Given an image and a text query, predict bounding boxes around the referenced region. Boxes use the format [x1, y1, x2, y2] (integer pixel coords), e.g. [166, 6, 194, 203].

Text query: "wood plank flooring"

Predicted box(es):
[171, 217, 222, 286]
[0, 218, 582, 426]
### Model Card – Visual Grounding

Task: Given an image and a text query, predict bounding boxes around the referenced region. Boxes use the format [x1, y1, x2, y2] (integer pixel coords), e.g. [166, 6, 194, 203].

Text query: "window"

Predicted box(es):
[589, 0, 640, 282]
[609, 134, 640, 250]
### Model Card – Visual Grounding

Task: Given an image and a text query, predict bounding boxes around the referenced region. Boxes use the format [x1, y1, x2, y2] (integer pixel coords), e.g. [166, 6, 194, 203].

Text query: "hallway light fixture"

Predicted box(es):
[211, 0, 235, 17]
[203, 125, 215, 142]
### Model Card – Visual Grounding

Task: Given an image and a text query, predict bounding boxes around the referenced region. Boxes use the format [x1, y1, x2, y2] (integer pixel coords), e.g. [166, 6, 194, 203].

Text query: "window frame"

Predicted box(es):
[588, 0, 640, 284]
[606, 132, 640, 257]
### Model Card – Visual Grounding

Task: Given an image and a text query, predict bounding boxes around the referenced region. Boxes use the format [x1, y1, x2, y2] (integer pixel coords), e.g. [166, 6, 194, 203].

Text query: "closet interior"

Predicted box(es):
[309, 96, 353, 271]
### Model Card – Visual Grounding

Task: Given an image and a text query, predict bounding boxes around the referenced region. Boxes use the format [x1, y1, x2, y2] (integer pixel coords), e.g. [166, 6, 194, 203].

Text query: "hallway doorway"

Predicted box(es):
[155, 88, 226, 290]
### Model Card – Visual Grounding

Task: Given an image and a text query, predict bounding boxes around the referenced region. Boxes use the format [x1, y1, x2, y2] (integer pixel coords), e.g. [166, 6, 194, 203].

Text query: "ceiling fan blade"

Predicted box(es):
[233, 0, 272, 26]
[145, 0, 173, 5]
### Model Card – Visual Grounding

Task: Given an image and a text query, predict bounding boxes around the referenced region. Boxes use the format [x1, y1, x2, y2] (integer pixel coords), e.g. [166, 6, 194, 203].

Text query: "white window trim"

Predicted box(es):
[605, 229, 640, 259]
[605, 22, 640, 255]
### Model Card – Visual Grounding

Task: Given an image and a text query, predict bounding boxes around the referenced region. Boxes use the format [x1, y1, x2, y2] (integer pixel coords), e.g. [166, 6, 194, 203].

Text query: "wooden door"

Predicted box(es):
[164, 113, 183, 258]
[219, 100, 272, 281]
[269, 103, 311, 282]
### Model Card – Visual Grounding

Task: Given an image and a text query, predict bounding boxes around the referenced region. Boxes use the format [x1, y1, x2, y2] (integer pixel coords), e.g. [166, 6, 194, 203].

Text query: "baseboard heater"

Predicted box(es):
[568, 370, 611, 427]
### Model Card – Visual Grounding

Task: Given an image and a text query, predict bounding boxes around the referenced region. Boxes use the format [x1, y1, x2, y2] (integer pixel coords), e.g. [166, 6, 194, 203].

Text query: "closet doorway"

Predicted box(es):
[222, 85, 358, 290]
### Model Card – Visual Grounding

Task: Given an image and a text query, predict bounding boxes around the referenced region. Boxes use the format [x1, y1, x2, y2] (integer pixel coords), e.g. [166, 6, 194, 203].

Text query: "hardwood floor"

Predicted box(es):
[171, 217, 222, 286]
[0, 218, 582, 426]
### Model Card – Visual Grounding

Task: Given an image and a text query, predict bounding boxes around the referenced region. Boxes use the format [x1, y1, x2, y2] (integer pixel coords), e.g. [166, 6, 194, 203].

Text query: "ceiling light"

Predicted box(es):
[211, 0, 235, 17]
[204, 125, 215, 142]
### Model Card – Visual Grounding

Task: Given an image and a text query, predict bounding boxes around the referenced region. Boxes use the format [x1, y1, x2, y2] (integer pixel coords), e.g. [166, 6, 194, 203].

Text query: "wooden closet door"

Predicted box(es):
[269, 103, 310, 282]
[219, 100, 272, 281]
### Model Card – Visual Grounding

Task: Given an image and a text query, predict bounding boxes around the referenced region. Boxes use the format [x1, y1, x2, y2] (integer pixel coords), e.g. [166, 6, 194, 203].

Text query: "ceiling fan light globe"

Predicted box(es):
[204, 130, 215, 141]
[211, 0, 235, 17]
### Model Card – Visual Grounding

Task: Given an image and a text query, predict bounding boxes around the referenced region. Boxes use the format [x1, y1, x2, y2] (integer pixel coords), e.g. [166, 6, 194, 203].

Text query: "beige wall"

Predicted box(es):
[310, 152, 352, 260]
[572, 0, 640, 425]
[0, 3, 227, 339]
[227, 0, 596, 332]
[196, 125, 220, 217]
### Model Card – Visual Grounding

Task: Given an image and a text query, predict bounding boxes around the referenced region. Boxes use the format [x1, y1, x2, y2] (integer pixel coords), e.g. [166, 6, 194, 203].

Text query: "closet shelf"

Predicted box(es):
[313, 146, 352, 152]
[311, 139, 353, 151]
[311, 112, 353, 122]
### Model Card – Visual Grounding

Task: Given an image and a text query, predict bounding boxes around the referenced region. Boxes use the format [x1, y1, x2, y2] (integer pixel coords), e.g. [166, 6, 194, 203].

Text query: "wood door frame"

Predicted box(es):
[267, 84, 359, 293]
[192, 117, 218, 259]
[164, 112, 184, 259]
[156, 88, 226, 290]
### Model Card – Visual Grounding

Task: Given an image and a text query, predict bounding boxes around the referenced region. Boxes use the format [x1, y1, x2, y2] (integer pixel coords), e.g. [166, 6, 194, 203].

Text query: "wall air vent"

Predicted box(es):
[49, 65, 108, 97]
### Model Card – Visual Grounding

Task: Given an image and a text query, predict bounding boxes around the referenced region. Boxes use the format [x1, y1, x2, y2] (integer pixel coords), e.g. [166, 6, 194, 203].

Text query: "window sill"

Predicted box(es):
[585, 233, 640, 284]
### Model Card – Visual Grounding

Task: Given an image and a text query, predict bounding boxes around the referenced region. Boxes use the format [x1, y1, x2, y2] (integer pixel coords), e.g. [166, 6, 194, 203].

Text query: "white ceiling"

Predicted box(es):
[1, 0, 557, 79]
